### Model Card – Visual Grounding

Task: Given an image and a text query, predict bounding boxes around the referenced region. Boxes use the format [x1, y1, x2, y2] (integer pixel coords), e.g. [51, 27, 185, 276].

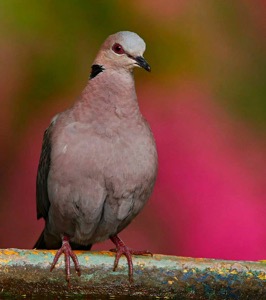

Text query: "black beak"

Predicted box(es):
[135, 56, 151, 72]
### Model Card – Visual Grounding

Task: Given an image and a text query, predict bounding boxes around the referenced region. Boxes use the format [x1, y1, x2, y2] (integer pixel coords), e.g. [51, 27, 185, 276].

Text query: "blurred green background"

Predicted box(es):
[0, 1, 265, 260]
[1, 1, 265, 132]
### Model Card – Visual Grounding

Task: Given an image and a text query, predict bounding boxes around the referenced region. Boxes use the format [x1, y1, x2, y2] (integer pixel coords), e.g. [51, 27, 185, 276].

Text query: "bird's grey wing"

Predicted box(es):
[36, 122, 54, 220]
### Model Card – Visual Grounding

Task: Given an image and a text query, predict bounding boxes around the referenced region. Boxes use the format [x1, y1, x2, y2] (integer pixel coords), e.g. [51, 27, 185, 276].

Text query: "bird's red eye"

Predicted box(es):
[112, 43, 125, 55]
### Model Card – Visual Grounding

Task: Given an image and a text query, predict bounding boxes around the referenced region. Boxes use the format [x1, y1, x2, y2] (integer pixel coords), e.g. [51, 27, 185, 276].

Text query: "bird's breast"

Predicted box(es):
[51, 119, 157, 193]
[47, 118, 157, 244]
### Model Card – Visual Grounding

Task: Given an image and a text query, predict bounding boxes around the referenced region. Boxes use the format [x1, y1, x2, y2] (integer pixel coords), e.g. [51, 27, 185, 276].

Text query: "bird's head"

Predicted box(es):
[93, 31, 151, 73]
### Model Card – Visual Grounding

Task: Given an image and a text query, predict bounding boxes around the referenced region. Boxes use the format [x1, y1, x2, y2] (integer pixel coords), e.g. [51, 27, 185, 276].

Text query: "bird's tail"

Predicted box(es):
[34, 230, 46, 249]
[33, 230, 92, 250]
[71, 243, 92, 251]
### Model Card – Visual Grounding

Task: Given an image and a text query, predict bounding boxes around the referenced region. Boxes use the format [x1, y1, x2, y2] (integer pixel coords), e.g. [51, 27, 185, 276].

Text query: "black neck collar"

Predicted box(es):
[89, 64, 104, 79]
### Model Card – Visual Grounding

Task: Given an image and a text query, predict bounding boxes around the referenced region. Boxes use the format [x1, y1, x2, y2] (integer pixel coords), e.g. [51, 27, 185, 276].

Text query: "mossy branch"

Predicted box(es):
[0, 249, 265, 298]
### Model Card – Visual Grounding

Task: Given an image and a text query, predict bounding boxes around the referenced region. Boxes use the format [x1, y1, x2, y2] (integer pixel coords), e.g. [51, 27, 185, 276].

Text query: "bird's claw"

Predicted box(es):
[110, 235, 152, 283]
[50, 236, 81, 283]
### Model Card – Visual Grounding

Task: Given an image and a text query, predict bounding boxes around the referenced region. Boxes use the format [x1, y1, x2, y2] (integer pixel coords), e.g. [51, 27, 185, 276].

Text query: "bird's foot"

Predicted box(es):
[110, 235, 152, 283]
[50, 235, 81, 284]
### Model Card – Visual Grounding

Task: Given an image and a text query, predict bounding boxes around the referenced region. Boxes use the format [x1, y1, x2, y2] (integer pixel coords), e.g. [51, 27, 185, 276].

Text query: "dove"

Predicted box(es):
[34, 31, 158, 284]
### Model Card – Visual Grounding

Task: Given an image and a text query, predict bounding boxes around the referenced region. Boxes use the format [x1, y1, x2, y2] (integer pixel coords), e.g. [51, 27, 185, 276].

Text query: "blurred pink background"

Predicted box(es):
[0, 1, 265, 261]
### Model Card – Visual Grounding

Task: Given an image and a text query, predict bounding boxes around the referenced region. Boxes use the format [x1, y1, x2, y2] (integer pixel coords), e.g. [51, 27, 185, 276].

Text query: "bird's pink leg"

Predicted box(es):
[110, 235, 152, 283]
[50, 235, 81, 284]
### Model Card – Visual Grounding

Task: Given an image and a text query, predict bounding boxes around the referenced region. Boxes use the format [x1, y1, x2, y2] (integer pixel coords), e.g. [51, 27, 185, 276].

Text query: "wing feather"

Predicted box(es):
[36, 122, 54, 220]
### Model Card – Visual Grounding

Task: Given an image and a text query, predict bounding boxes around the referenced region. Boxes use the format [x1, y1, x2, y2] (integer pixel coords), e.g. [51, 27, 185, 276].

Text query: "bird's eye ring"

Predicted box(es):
[112, 43, 125, 55]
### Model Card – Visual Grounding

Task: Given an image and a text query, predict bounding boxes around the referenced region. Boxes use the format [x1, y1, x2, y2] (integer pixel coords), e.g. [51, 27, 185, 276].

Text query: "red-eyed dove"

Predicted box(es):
[35, 31, 158, 284]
